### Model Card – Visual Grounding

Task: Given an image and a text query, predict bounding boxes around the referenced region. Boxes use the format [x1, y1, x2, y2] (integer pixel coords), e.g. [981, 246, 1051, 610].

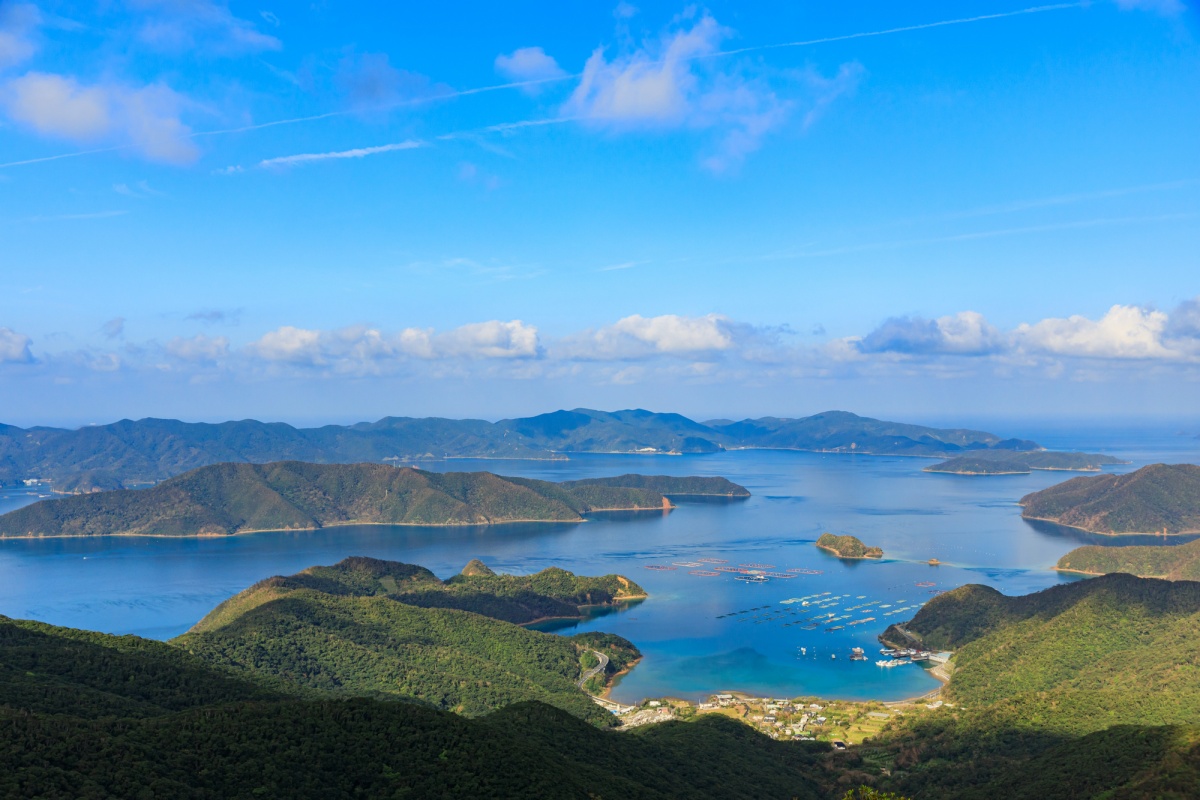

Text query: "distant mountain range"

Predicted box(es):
[1020, 463, 1200, 535]
[0, 463, 745, 538]
[1, 408, 1064, 488]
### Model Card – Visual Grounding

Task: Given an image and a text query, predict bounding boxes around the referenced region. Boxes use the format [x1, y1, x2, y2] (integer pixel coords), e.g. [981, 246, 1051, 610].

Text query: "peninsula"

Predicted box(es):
[1020, 463, 1200, 535]
[815, 532, 883, 559]
[179, 556, 644, 723]
[0, 462, 748, 538]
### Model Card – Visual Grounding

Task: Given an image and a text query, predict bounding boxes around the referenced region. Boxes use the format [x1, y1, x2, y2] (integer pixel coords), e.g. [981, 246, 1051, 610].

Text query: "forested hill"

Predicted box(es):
[190, 555, 646, 631]
[1020, 463, 1200, 534]
[0, 463, 740, 538]
[1, 615, 828, 799]
[885, 574, 1200, 728]
[871, 574, 1200, 797]
[0, 407, 1068, 488]
[1056, 537, 1200, 580]
[175, 556, 644, 725]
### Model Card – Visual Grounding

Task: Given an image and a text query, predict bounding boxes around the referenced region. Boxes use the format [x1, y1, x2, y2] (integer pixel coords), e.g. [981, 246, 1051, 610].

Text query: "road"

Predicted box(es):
[578, 650, 610, 688]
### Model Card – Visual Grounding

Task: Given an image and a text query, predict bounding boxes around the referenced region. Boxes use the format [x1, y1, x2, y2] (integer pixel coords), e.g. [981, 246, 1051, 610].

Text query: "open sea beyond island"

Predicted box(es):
[2, 422, 1199, 705]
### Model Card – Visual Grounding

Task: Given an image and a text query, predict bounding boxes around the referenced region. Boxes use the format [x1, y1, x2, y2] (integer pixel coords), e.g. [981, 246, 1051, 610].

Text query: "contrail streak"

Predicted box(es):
[0, 3, 1084, 170]
[711, 3, 1087, 59]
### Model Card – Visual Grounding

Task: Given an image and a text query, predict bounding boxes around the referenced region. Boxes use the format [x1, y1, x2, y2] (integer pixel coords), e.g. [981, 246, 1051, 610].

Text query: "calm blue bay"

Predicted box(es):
[2, 423, 1198, 703]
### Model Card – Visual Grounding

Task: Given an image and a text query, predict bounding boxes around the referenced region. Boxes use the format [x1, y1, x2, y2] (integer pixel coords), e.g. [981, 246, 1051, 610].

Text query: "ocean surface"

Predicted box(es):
[2, 422, 1198, 704]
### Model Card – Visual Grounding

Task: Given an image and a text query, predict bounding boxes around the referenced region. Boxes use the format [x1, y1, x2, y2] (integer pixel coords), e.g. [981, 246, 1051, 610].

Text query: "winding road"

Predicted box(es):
[578, 650, 610, 687]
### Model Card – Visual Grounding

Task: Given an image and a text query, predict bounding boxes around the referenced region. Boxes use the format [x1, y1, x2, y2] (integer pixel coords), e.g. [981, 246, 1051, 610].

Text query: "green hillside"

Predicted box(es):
[885, 574, 1200, 731]
[816, 532, 883, 559]
[191, 555, 646, 631]
[1057, 537, 1200, 580]
[1020, 463, 1200, 534]
[0, 611, 828, 799]
[0, 697, 828, 800]
[176, 557, 645, 725]
[0, 462, 740, 538]
[868, 574, 1200, 798]
[0, 615, 286, 718]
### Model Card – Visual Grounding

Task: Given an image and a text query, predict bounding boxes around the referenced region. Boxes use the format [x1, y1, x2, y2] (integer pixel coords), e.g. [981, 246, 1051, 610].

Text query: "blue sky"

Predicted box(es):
[1, 0, 1198, 427]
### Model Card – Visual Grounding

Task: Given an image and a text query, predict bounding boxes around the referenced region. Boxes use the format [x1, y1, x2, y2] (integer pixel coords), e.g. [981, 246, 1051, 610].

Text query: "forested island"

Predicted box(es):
[0, 462, 748, 538]
[1020, 463, 1200, 534]
[815, 533, 883, 559]
[1056, 537, 1200, 580]
[0, 407, 1113, 488]
[925, 450, 1125, 475]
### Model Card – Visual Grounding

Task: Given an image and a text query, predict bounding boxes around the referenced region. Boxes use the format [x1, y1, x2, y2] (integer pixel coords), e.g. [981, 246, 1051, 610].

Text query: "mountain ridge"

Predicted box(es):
[1, 407, 1101, 489]
[0, 463, 745, 538]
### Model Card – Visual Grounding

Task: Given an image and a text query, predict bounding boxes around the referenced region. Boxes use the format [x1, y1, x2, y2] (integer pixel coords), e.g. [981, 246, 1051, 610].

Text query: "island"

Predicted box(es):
[0, 462, 750, 538]
[925, 450, 1127, 475]
[1056, 537, 1200, 580]
[815, 532, 883, 559]
[1019, 463, 1200, 535]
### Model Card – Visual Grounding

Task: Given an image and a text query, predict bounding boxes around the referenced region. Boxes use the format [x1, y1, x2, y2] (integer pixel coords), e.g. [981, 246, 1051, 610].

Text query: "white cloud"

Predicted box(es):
[246, 320, 542, 370]
[1, 73, 198, 164]
[1015, 305, 1180, 360]
[560, 12, 859, 172]
[258, 139, 423, 168]
[131, 0, 281, 55]
[859, 311, 1005, 356]
[494, 46, 567, 88]
[565, 14, 727, 125]
[564, 313, 738, 360]
[0, 327, 33, 363]
[0, 3, 41, 69]
[166, 333, 230, 362]
[248, 326, 323, 365]
[435, 320, 541, 359]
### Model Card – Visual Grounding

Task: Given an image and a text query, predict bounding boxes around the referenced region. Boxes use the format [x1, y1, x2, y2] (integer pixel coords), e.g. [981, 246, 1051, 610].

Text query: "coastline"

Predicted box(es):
[0, 508, 678, 541]
[519, 596, 649, 628]
[1020, 513, 1200, 537]
[815, 543, 883, 560]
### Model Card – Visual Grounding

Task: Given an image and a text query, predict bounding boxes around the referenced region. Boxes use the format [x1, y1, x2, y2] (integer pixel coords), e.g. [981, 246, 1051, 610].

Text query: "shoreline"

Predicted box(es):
[1021, 514, 1200, 537]
[815, 543, 883, 560]
[519, 596, 649, 628]
[0, 508, 682, 541]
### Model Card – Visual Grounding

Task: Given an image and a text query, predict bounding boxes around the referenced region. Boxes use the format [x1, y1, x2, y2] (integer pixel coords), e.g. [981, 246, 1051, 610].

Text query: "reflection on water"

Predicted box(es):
[2, 427, 1198, 704]
[1020, 517, 1200, 547]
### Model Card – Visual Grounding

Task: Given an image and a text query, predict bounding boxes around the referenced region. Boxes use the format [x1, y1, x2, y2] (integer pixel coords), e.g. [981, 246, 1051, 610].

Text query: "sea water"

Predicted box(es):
[1, 424, 1198, 702]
